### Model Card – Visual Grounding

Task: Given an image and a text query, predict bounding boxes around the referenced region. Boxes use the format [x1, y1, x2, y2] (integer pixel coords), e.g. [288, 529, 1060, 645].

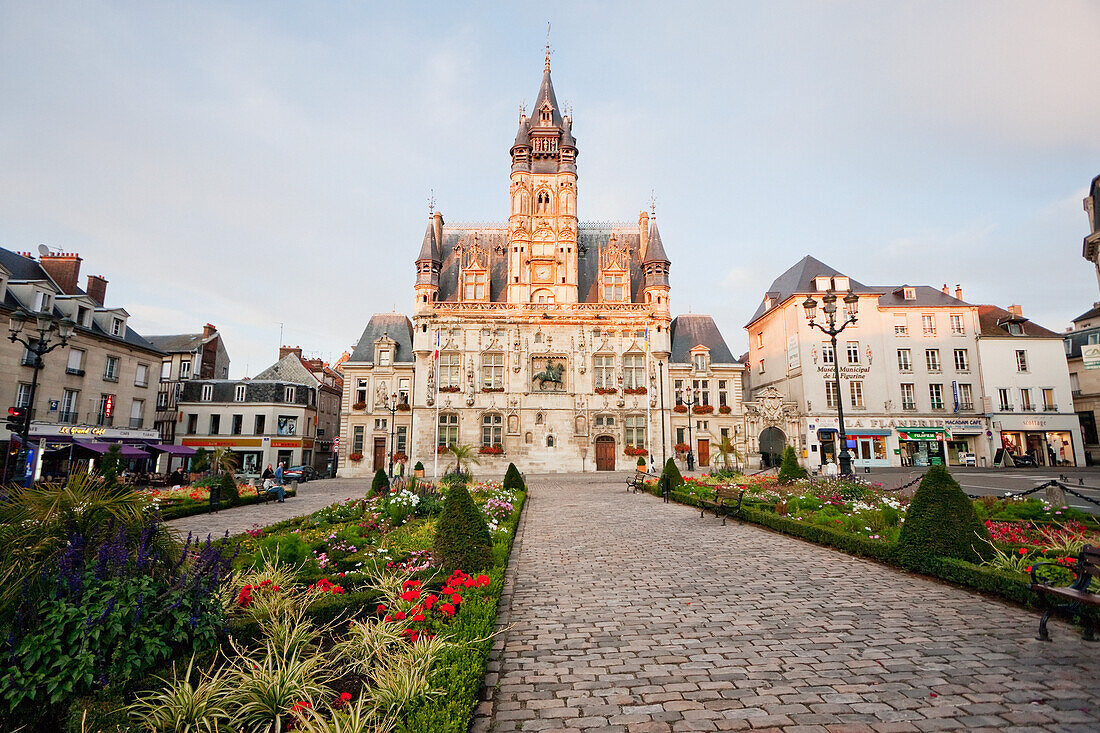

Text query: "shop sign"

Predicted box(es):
[181, 438, 263, 448]
[787, 335, 800, 371]
[271, 439, 301, 448]
[1083, 344, 1100, 369]
[944, 418, 986, 433]
[899, 429, 944, 441]
[816, 365, 871, 379]
[59, 426, 107, 436]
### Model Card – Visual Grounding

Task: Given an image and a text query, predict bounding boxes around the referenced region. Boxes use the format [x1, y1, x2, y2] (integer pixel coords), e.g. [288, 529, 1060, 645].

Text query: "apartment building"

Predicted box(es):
[146, 325, 230, 443]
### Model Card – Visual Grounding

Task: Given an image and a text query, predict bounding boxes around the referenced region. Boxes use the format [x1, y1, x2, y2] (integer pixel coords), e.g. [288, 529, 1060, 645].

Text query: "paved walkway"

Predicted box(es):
[165, 477, 370, 538]
[478, 472, 1100, 733]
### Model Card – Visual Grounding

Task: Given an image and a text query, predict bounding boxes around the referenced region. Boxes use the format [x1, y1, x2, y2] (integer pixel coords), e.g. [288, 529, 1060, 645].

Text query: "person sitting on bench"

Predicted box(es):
[264, 476, 285, 503]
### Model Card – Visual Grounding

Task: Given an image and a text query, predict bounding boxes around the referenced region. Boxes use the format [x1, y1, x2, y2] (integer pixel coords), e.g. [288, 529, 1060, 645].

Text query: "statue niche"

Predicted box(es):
[532, 358, 565, 391]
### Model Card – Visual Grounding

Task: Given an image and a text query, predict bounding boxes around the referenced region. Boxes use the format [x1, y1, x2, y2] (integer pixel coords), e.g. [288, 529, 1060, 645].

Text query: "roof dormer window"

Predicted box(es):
[33, 290, 52, 313]
[903, 287, 917, 300]
[111, 317, 124, 336]
[462, 270, 487, 301]
[601, 272, 627, 302]
[814, 276, 832, 292]
[539, 103, 552, 125]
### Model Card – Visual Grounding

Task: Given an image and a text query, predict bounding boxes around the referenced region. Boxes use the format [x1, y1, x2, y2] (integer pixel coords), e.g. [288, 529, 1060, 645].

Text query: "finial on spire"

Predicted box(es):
[428, 188, 435, 216]
[649, 190, 657, 217]
[544, 22, 551, 71]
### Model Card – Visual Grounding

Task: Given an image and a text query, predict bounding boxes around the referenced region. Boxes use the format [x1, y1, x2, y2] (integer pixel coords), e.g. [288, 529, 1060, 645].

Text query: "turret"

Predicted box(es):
[414, 213, 442, 313]
[642, 215, 670, 314]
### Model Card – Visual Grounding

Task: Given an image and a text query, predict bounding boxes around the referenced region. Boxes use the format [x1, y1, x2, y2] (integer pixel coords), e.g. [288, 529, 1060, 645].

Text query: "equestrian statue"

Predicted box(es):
[532, 360, 565, 391]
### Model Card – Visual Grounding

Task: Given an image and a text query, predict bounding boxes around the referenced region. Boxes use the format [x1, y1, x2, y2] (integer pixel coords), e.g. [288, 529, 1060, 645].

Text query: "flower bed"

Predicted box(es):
[481, 387, 504, 393]
[718, 405, 732, 414]
[70, 476, 529, 731]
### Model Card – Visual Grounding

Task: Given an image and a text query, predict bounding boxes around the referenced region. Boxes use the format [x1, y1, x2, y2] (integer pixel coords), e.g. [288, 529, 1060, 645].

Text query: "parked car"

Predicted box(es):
[283, 465, 319, 482]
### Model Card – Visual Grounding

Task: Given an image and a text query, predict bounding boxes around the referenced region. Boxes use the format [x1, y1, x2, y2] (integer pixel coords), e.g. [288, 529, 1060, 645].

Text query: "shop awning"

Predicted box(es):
[72, 440, 150, 458]
[847, 429, 891, 436]
[144, 443, 196, 456]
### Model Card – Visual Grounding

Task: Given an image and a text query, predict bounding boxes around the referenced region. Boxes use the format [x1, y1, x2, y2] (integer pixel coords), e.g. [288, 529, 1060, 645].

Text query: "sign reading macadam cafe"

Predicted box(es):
[809, 415, 987, 434]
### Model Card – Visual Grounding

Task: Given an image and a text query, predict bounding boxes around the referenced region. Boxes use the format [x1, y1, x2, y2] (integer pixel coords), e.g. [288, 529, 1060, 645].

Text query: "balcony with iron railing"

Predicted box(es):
[65, 367, 85, 377]
[1044, 404, 1058, 412]
[56, 411, 79, 424]
[129, 418, 143, 429]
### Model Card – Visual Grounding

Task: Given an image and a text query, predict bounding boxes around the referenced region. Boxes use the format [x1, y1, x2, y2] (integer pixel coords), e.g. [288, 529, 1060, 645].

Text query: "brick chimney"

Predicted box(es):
[203, 323, 217, 339]
[86, 275, 107, 306]
[279, 345, 303, 360]
[954, 285, 963, 300]
[941, 283, 949, 295]
[39, 252, 82, 295]
[1008, 304, 1023, 317]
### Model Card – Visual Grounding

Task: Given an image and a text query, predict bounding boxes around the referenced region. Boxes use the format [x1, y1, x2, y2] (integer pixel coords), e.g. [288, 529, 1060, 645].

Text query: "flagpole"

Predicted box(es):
[433, 327, 440, 479]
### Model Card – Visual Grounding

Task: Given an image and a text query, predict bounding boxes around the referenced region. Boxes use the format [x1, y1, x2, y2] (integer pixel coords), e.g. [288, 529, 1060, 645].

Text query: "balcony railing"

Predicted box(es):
[65, 367, 85, 377]
[96, 415, 113, 427]
[1044, 404, 1058, 412]
[129, 418, 143, 429]
[1000, 405, 1014, 412]
[1021, 405, 1036, 412]
[56, 411, 79, 424]
[21, 355, 37, 367]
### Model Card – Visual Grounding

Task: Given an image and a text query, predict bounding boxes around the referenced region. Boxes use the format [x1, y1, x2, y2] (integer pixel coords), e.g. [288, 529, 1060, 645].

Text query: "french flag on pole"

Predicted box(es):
[433, 329, 440, 360]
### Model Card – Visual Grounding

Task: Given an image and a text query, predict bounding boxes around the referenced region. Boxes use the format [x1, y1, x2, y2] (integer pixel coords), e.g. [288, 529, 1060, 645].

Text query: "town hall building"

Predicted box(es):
[339, 55, 745, 477]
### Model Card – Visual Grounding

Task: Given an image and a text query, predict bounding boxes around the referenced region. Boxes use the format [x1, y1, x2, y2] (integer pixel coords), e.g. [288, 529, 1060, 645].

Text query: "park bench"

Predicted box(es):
[1030, 545, 1099, 641]
[626, 474, 646, 493]
[699, 485, 745, 525]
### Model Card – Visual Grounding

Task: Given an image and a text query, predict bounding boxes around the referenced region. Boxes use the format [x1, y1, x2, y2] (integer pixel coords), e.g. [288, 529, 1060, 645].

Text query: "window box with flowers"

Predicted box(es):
[623, 387, 647, 395]
[479, 444, 504, 455]
[481, 387, 504, 393]
[718, 405, 732, 414]
[392, 452, 408, 462]
[594, 387, 617, 395]
[692, 404, 715, 415]
[673, 404, 688, 413]
[674, 442, 691, 454]
[348, 452, 363, 462]
[439, 386, 461, 393]
[624, 446, 648, 457]
[397, 403, 411, 411]
[436, 444, 451, 454]
[351, 401, 366, 411]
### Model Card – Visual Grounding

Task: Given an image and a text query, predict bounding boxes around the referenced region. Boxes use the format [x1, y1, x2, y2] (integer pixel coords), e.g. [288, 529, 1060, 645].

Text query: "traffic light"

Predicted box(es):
[6, 406, 27, 434]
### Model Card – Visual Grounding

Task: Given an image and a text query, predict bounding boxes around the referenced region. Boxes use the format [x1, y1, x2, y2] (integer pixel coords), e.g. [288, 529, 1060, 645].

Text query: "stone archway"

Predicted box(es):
[759, 427, 786, 468]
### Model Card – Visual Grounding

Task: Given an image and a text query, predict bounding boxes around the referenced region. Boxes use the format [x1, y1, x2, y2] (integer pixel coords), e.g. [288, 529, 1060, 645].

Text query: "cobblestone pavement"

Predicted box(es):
[478, 472, 1100, 733]
[166, 477, 370, 539]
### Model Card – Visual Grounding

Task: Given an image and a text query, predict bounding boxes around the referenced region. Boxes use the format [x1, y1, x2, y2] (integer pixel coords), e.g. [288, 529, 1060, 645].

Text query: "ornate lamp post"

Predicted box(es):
[7, 308, 76, 484]
[802, 290, 860, 476]
[657, 359, 667, 468]
[385, 391, 398, 479]
[682, 385, 698, 472]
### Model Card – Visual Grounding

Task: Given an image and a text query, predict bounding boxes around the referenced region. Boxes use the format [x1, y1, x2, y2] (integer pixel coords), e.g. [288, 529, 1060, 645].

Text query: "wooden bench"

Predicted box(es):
[1030, 545, 1099, 641]
[699, 485, 746, 525]
[626, 473, 647, 493]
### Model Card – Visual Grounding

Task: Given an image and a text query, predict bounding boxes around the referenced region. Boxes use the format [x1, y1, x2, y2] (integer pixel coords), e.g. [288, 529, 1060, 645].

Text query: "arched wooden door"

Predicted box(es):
[595, 436, 616, 471]
[758, 427, 786, 468]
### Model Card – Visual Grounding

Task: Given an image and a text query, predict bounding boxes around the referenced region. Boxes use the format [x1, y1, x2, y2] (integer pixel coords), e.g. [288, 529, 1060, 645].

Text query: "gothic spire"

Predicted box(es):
[417, 216, 438, 262]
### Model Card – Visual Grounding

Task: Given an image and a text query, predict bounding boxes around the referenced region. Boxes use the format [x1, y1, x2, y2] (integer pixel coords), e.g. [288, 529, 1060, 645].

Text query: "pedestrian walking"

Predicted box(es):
[824, 460, 839, 478]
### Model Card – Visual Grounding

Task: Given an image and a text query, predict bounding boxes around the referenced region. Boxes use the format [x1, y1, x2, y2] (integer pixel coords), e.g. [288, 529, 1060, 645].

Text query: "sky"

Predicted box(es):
[2, 1, 1098, 376]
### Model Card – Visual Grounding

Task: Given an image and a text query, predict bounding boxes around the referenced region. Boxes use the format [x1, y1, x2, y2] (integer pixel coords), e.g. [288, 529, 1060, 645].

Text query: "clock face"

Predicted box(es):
[533, 263, 553, 282]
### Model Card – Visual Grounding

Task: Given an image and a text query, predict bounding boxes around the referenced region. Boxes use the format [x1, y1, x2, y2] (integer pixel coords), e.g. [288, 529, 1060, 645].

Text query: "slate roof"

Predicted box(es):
[643, 222, 668, 263]
[145, 333, 205, 353]
[532, 64, 564, 127]
[1073, 304, 1100, 324]
[873, 285, 970, 309]
[434, 224, 647, 303]
[977, 305, 1060, 338]
[416, 219, 438, 262]
[1064, 325, 1100, 359]
[670, 314, 738, 365]
[0, 247, 50, 281]
[747, 256, 874, 325]
[350, 313, 415, 363]
[254, 353, 318, 385]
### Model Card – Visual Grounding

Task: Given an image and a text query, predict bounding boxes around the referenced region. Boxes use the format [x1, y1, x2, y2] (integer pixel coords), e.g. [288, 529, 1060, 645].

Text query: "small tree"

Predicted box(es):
[661, 457, 684, 490]
[372, 469, 389, 495]
[190, 448, 210, 474]
[413, 461, 424, 472]
[97, 444, 125, 483]
[218, 472, 241, 506]
[895, 465, 991, 569]
[433, 481, 493, 572]
[777, 446, 807, 483]
[503, 462, 525, 491]
[445, 443, 480, 477]
[211, 446, 238, 476]
[715, 435, 740, 473]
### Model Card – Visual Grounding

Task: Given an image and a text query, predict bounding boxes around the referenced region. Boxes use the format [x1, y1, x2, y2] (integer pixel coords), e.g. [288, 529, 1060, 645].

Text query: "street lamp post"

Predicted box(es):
[385, 391, 398, 479]
[658, 360, 667, 468]
[7, 308, 76, 485]
[802, 290, 860, 476]
[682, 385, 698, 472]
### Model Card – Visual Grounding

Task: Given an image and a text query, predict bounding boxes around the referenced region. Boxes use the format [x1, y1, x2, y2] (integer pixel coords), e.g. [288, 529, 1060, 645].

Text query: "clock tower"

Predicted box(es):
[506, 52, 579, 305]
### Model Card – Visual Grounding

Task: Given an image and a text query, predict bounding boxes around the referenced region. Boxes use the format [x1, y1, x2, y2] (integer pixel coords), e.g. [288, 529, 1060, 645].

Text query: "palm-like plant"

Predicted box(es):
[715, 436, 741, 472]
[445, 444, 480, 476]
[0, 470, 176, 620]
[211, 446, 239, 475]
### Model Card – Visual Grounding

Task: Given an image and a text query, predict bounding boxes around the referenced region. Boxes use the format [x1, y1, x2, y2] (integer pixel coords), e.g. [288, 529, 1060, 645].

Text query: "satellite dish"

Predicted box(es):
[37, 244, 51, 257]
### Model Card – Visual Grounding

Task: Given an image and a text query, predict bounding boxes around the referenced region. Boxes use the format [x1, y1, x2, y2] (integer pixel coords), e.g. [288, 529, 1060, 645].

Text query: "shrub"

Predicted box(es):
[414, 461, 425, 472]
[661, 457, 683, 490]
[636, 456, 646, 467]
[219, 471, 241, 506]
[895, 465, 991, 570]
[372, 468, 390, 495]
[255, 533, 312, 567]
[777, 446, 806, 483]
[98, 444, 125, 482]
[503, 463, 525, 491]
[433, 483, 492, 572]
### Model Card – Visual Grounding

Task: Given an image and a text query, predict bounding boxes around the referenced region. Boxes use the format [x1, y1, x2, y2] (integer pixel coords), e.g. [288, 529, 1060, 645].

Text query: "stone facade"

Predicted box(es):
[340, 58, 744, 477]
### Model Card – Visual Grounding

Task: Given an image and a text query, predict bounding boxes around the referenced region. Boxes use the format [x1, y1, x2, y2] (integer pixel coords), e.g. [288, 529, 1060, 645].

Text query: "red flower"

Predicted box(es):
[451, 594, 463, 604]
[376, 604, 387, 614]
[413, 613, 426, 622]
[291, 700, 312, 712]
[439, 603, 455, 617]
[1018, 548, 1027, 555]
[423, 594, 437, 609]
[476, 574, 490, 587]
[340, 692, 352, 702]
[394, 611, 406, 621]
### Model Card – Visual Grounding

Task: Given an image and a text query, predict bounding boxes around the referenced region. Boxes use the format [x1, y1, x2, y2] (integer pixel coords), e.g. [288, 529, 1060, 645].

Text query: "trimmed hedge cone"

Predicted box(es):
[433, 481, 493, 572]
[503, 462, 525, 491]
[895, 464, 991, 569]
[777, 445, 807, 483]
[372, 468, 389, 495]
[662, 457, 684, 490]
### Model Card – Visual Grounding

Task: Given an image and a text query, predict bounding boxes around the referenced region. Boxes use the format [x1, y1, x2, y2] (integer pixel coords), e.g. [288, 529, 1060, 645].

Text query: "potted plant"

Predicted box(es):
[636, 455, 647, 473]
[413, 460, 425, 478]
[397, 402, 411, 411]
[674, 442, 691, 455]
[624, 386, 647, 395]
[392, 451, 408, 464]
[478, 444, 504, 455]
